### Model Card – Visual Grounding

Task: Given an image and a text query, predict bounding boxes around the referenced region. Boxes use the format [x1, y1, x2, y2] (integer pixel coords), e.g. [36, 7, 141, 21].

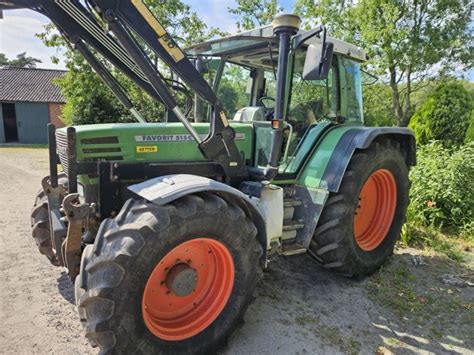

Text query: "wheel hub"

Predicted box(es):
[165, 263, 197, 297]
[142, 238, 235, 341]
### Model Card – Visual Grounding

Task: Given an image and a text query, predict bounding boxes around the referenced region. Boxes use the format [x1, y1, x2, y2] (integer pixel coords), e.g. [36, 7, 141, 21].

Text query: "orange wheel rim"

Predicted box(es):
[354, 169, 397, 251]
[142, 238, 235, 341]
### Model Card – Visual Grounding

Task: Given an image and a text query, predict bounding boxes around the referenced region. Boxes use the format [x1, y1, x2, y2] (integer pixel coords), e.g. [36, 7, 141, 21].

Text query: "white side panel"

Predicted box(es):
[251, 183, 284, 250]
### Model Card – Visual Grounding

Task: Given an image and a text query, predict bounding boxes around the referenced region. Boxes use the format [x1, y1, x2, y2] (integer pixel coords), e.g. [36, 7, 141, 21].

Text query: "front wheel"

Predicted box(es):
[30, 175, 68, 266]
[75, 193, 262, 354]
[308, 139, 410, 277]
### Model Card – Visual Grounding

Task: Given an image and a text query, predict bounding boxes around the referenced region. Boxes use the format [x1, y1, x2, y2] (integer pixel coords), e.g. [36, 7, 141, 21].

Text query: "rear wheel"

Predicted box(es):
[308, 139, 410, 277]
[76, 193, 262, 354]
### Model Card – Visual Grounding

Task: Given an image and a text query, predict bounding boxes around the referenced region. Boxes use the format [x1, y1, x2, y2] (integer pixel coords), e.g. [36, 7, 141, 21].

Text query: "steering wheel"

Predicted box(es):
[258, 96, 275, 120]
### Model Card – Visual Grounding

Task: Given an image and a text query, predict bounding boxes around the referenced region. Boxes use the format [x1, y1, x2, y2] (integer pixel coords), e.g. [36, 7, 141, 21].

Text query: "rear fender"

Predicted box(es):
[128, 174, 267, 253]
[298, 126, 416, 193]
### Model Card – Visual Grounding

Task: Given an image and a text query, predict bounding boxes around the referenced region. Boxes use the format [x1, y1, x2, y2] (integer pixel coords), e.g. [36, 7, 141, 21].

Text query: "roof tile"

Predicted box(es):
[0, 67, 66, 103]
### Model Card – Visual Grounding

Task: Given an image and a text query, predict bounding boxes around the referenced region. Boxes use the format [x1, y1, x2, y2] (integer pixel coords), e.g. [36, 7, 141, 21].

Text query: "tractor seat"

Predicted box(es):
[232, 106, 266, 122]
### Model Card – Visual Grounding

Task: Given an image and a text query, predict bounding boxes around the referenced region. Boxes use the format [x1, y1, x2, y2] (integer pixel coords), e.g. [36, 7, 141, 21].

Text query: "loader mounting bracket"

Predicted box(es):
[62, 193, 96, 281]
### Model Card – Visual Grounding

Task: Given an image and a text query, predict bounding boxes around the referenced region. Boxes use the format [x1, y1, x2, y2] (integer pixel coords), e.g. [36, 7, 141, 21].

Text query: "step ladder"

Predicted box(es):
[281, 198, 307, 255]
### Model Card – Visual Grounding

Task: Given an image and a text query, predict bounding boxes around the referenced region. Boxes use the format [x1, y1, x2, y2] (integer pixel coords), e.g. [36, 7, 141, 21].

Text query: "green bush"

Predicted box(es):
[363, 83, 397, 127]
[407, 141, 474, 232]
[464, 113, 474, 144]
[409, 82, 473, 147]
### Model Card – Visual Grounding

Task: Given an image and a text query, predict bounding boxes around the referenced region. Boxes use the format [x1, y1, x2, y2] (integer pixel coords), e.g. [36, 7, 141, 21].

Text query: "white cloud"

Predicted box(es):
[0, 9, 65, 69]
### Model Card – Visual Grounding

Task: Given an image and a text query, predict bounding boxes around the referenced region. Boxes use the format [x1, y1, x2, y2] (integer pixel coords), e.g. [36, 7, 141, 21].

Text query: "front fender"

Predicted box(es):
[298, 126, 416, 192]
[127, 174, 267, 252]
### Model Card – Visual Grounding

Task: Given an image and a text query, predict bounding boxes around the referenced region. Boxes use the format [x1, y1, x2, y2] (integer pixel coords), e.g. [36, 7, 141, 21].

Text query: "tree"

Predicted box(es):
[465, 115, 474, 144]
[363, 83, 397, 127]
[409, 82, 473, 147]
[0, 52, 42, 68]
[37, 0, 220, 125]
[229, 0, 282, 31]
[217, 84, 239, 118]
[295, 0, 473, 127]
[0, 53, 8, 66]
[58, 53, 129, 125]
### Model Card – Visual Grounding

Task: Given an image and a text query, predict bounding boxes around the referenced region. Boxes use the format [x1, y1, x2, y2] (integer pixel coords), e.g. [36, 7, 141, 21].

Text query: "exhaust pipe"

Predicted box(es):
[250, 14, 301, 180]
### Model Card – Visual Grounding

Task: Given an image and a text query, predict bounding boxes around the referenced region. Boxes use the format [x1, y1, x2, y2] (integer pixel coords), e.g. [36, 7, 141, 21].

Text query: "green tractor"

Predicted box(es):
[9, 0, 416, 353]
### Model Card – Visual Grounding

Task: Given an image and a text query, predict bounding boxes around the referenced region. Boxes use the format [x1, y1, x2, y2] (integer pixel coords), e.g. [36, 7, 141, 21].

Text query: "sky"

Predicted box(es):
[0, 1, 471, 81]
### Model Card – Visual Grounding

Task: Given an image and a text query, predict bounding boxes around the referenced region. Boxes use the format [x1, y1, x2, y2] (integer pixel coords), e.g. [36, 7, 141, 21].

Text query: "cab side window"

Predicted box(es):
[217, 63, 251, 118]
[341, 58, 363, 122]
[288, 63, 338, 128]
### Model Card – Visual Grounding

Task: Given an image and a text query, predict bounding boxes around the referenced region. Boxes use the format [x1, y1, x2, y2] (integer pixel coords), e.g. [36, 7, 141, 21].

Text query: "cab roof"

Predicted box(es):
[186, 24, 368, 70]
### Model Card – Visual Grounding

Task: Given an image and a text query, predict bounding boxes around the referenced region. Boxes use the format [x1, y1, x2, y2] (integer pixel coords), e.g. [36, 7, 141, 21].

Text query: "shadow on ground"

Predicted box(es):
[57, 272, 75, 305]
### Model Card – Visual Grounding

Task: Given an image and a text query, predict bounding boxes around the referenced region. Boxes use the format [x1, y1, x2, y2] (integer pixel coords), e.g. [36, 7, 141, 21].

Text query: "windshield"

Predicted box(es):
[201, 50, 340, 171]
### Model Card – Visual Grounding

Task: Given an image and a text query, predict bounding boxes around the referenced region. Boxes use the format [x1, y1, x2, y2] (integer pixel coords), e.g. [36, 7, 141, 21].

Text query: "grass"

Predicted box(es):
[400, 223, 472, 263]
[311, 325, 361, 355]
[295, 314, 319, 327]
[366, 254, 473, 340]
[367, 264, 425, 316]
[293, 313, 362, 354]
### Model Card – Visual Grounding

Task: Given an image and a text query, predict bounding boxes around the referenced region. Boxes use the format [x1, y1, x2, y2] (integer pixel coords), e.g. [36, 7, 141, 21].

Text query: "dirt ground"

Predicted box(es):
[1, 147, 473, 354]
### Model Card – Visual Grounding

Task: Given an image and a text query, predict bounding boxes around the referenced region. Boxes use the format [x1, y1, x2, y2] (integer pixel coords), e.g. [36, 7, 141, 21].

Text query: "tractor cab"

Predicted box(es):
[187, 25, 368, 175]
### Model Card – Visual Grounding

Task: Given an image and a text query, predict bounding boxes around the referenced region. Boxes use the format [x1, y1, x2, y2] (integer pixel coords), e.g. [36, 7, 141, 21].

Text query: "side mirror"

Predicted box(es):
[302, 41, 334, 80]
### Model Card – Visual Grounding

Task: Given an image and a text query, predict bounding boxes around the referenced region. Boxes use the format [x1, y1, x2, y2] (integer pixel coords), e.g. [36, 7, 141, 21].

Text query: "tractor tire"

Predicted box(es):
[30, 175, 68, 266]
[75, 193, 262, 354]
[74, 244, 98, 347]
[308, 139, 410, 277]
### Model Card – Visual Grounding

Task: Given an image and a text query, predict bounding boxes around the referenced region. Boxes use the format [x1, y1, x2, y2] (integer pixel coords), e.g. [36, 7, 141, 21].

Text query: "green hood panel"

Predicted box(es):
[57, 122, 254, 163]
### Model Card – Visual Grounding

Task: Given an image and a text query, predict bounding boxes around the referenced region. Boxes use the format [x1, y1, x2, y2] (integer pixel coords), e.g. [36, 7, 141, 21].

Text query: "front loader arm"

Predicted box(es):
[91, 0, 218, 105]
[1, 0, 247, 182]
[90, 0, 246, 181]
